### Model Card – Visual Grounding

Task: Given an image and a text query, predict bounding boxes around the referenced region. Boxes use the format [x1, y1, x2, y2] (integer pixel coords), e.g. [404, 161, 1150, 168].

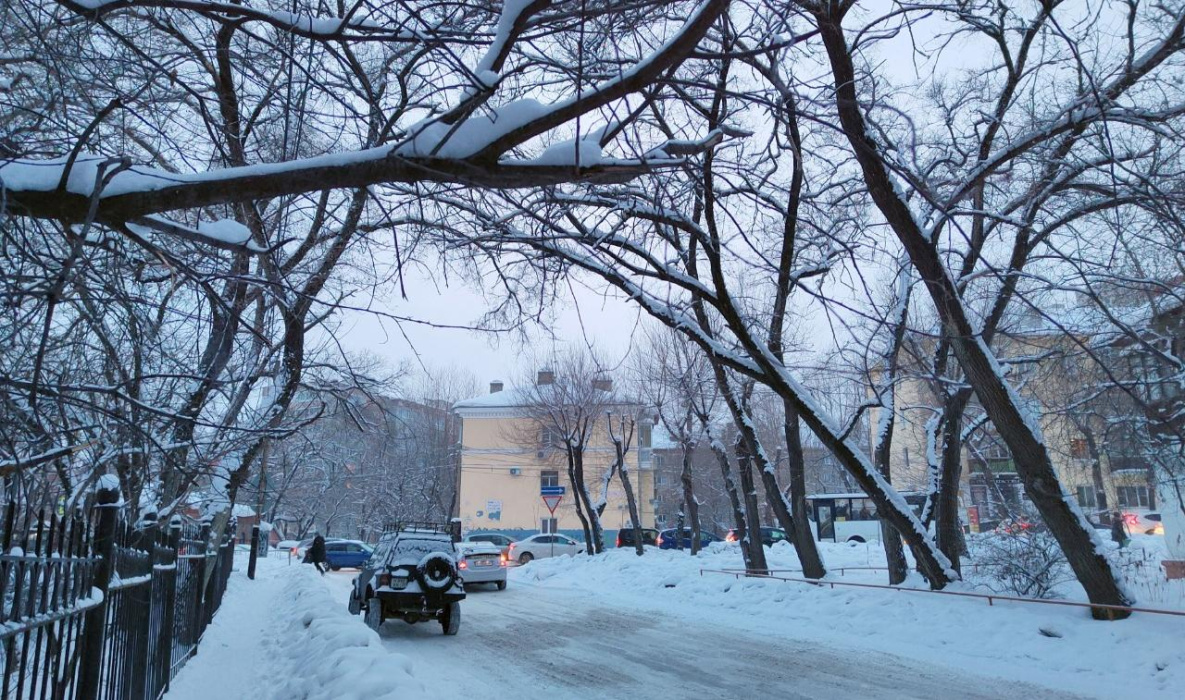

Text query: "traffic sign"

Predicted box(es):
[542, 494, 562, 513]
[541, 486, 566, 496]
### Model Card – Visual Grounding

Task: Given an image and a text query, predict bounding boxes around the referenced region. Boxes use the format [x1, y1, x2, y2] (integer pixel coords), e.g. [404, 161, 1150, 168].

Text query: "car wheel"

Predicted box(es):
[496, 580, 507, 591]
[441, 602, 460, 636]
[347, 589, 361, 615]
[330, 565, 341, 572]
[847, 536, 866, 544]
[364, 599, 383, 632]
[518, 552, 533, 565]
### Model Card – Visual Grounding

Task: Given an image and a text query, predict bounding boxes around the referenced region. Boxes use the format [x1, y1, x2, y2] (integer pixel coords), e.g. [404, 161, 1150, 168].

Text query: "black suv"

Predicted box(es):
[348, 522, 466, 635]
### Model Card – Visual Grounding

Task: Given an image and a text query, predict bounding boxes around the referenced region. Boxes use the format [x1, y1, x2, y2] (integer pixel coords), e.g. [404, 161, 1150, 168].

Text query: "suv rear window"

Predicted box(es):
[387, 537, 454, 566]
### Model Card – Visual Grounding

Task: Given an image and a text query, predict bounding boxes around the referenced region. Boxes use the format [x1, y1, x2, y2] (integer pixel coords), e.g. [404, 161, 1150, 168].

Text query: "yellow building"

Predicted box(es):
[454, 375, 656, 542]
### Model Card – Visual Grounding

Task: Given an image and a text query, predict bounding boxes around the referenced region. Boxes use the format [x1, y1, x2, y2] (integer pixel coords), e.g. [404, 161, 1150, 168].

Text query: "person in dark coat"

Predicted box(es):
[305, 534, 328, 574]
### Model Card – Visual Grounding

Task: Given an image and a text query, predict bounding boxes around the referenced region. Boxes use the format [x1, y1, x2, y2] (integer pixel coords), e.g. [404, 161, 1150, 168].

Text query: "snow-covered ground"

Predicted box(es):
[167, 542, 1183, 700]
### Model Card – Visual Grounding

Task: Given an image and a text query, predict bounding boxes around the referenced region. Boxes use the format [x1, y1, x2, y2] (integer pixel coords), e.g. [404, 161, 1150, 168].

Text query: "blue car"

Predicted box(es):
[325, 539, 373, 570]
[656, 528, 721, 550]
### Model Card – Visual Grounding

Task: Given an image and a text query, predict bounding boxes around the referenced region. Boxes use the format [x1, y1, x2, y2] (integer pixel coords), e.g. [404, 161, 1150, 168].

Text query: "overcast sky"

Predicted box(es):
[332, 265, 643, 397]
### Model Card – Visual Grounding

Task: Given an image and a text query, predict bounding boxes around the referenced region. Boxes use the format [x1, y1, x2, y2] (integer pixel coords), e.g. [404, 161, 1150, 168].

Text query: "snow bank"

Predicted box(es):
[515, 541, 1184, 698]
[269, 566, 427, 700]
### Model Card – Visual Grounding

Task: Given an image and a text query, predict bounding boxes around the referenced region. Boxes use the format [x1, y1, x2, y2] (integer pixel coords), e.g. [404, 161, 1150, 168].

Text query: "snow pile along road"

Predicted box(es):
[516, 540, 1184, 699]
[268, 566, 427, 700]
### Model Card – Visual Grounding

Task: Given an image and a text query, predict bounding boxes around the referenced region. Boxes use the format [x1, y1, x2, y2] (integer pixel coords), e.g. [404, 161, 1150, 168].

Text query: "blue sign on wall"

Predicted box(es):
[541, 486, 566, 496]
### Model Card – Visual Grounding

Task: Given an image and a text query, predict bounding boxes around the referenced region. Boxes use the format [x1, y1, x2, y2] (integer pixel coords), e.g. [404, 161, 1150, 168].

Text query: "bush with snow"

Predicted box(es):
[965, 531, 1076, 599]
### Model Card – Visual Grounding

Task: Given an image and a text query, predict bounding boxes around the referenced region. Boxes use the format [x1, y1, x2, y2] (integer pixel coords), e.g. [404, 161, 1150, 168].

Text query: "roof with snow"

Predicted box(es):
[453, 383, 641, 413]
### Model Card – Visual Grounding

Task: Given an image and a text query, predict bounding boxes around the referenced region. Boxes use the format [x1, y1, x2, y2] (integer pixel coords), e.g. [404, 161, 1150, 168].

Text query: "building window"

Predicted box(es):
[540, 426, 562, 447]
[639, 423, 652, 448]
[541, 518, 557, 534]
[1070, 439, 1089, 459]
[1117, 486, 1151, 509]
[540, 470, 559, 489]
[1076, 485, 1098, 510]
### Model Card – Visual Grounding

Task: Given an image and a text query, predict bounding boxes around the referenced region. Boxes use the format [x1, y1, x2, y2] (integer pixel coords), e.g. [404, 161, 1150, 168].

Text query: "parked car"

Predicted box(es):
[348, 523, 465, 635]
[507, 533, 584, 564]
[724, 526, 788, 547]
[276, 539, 301, 554]
[325, 539, 373, 570]
[463, 532, 516, 557]
[1122, 510, 1164, 535]
[615, 527, 658, 548]
[456, 541, 508, 590]
[656, 528, 721, 550]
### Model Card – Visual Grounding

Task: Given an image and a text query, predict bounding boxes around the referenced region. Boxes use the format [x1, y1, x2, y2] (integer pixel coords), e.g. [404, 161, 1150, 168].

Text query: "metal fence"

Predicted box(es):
[0, 486, 235, 700]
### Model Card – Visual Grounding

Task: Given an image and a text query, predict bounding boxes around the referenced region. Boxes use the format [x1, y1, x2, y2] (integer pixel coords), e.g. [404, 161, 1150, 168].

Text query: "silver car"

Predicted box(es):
[507, 533, 584, 564]
[456, 541, 508, 590]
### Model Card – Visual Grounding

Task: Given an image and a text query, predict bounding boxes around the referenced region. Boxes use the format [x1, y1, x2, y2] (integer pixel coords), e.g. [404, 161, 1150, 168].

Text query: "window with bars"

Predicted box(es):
[541, 518, 558, 534]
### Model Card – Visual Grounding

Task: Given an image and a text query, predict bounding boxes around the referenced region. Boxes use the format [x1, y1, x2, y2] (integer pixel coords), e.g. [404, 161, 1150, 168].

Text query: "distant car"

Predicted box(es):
[463, 532, 516, 557]
[325, 539, 373, 570]
[1122, 511, 1163, 535]
[348, 523, 465, 635]
[656, 528, 721, 550]
[456, 541, 508, 590]
[508, 533, 584, 564]
[615, 527, 658, 548]
[725, 526, 788, 547]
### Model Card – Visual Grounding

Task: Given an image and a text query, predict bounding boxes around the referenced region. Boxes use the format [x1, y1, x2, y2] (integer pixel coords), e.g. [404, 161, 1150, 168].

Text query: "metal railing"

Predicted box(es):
[699, 568, 1185, 618]
[0, 486, 236, 700]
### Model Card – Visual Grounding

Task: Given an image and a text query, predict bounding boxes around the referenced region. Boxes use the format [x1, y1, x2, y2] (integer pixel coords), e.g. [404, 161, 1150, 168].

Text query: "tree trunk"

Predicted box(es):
[680, 442, 701, 555]
[734, 435, 769, 573]
[706, 431, 752, 570]
[566, 448, 593, 549]
[935, 401, 969, 571]
[574, 449, 604, 554]
[782, 405, 827, 579]
[618, 461, 644, 556]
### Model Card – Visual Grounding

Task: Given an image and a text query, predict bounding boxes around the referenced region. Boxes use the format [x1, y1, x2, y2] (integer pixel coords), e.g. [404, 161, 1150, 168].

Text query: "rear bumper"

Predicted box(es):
[374, 589, 464, 612]
[461, 566, 507, 584]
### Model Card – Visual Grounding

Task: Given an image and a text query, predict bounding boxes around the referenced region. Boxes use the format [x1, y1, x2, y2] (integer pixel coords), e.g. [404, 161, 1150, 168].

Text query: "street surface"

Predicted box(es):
[322, 570, 1081, 699]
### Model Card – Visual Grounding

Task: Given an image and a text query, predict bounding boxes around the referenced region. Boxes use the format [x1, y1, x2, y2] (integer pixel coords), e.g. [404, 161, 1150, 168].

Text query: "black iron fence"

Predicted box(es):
[0, 485, 235, 700]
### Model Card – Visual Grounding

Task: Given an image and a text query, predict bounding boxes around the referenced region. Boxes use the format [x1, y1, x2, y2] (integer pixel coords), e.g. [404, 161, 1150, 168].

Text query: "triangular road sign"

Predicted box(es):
[542, 494, 563, 513]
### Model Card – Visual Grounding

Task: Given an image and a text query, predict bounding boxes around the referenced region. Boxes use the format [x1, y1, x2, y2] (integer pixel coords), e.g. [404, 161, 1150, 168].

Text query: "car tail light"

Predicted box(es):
[725, 532, 737, 542]
[377, 572, 391, 587]
[656, 535, 664, 546]
[500, 556, 508, 567]
[616, 534, 622, 547]
[1123, 512, 1139, 526]
[458, 559, 468, 570]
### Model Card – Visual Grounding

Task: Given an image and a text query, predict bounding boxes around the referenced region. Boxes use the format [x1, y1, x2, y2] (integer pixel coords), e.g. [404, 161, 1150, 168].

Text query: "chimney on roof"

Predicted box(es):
[489, 380, 504, 394]
[536, 368, 555, 386]
[592, 375, 613, 392]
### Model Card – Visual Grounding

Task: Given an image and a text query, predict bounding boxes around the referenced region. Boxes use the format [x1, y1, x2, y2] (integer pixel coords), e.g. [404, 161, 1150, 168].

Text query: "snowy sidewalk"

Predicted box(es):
[165, 554, 429, 700]
[164, 554, 289, 700]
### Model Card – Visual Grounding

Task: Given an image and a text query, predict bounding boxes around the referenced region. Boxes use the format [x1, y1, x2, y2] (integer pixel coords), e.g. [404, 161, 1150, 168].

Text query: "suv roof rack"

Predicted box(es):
[383, 520, 461, 541]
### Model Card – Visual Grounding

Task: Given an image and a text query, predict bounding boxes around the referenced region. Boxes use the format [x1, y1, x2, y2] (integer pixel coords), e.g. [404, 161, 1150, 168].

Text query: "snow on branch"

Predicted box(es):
[57, 0, 455, 44]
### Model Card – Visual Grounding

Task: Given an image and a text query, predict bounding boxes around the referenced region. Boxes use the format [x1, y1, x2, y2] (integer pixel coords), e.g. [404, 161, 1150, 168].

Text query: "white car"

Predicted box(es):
[508, 533, 584, 564]
[456, 541, 508, 590]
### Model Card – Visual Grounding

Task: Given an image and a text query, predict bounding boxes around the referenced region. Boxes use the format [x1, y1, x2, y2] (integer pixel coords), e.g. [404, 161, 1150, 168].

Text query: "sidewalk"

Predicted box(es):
[165, 553, 430, 700]
[165, 553, 291, 700]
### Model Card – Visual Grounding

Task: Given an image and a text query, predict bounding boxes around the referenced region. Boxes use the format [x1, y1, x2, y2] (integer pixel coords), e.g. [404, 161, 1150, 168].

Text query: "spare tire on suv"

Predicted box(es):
[417, 552, 458, 592]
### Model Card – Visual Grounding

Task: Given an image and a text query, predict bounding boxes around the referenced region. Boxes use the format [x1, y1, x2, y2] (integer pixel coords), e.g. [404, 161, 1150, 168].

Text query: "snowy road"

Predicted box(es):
[321, 570, 1083, 699]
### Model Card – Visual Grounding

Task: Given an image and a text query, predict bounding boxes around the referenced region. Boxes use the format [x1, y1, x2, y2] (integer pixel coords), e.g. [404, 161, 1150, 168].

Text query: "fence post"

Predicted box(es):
[128, 514, 155, 700]
[195, 517, 211, 642]
[157, 516, 181, 694]
[78, 484, 121, 700]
